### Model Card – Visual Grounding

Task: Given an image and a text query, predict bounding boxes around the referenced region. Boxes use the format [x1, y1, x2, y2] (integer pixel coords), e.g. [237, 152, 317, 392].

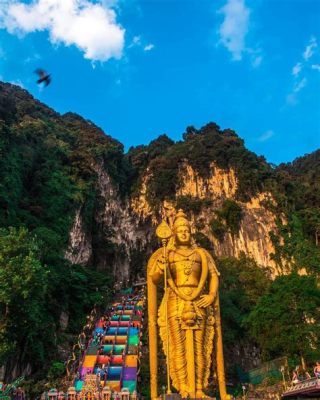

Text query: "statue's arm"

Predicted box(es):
[208, 268, 219, 298]
[207, 252, 219, 298]
[197, 249, 220, 308]
[148, 248, 166, 285]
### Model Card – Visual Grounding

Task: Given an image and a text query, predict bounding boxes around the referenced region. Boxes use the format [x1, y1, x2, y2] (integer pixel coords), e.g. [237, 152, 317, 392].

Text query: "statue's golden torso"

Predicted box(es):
[168, 248, 201, 288]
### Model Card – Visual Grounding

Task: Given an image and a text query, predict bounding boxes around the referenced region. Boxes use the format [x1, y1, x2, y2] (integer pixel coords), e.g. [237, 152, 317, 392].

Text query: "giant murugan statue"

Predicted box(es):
[147, 210, 229, 399]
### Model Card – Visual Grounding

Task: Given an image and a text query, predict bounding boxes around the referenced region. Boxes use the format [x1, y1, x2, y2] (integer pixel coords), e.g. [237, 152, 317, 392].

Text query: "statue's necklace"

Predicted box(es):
[175, 250, 196, 276]
[184, 258, 194, 276]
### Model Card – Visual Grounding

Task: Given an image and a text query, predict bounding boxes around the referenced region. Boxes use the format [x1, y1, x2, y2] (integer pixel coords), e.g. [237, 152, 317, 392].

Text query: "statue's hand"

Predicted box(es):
[197, 294, 215, 308]
[156, 255, 167, 272]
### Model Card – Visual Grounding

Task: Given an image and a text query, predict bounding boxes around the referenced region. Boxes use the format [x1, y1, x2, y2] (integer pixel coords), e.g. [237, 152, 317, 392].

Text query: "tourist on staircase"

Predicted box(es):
[314, 362, 320, 379]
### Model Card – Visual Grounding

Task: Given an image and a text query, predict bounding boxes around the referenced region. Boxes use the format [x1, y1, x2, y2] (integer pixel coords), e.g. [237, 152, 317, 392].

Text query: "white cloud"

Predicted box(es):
[258, 130, 274, 142]
[303, 36, 317, 61]
[286, 78, 307, 105]
[144, 43, 154, 52]
[218, 0, 250, 61]
[130, 35, 141, 47]
[287, 36, 318, 105]
[128, 35, 154, 53]
[250, 53, 262, 68]
[24, 53, 41, 64]
[0, 0, 125, 62]
[293, 77, 307, 93]
[292, 62, 302, 77]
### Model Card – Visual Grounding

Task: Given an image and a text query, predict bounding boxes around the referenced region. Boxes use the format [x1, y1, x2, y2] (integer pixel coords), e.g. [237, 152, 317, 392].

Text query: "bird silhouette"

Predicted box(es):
[34, 69, 51, 86]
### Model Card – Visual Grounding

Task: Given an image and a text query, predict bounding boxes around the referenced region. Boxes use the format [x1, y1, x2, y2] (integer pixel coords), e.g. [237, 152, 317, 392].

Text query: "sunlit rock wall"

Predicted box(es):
[131, 163, 282, 277]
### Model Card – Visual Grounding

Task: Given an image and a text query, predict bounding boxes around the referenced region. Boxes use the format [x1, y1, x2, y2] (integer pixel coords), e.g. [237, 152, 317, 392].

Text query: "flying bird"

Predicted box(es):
[35, 69, 51, 87]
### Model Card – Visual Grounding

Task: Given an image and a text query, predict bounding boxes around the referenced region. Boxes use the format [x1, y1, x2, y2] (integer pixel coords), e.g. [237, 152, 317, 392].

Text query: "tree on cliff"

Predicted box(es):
[0, 227, 52, 368]
[246, 273, 320, 363]
[218, 255, 271, 346]
[0, 226, 113, 378]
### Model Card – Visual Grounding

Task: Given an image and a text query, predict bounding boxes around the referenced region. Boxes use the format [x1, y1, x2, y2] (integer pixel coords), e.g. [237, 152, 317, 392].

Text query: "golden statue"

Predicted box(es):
[147, 210, 229, 399]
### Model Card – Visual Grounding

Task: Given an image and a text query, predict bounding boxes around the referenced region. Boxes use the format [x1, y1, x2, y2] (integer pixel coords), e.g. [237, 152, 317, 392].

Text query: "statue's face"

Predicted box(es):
[175, 225, 191, 245]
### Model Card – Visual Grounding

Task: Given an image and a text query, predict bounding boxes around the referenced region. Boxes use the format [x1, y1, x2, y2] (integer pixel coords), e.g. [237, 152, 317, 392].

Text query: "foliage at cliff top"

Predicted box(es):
[127, 124, 274, 205]
[276, 150, 320, 243]
[0, 82, 127, 238]
[272, 151, 320, 275]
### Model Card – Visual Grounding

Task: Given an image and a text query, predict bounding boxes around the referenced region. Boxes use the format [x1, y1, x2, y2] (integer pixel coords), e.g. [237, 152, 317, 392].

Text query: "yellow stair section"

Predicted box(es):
[82, 355, 97, 368]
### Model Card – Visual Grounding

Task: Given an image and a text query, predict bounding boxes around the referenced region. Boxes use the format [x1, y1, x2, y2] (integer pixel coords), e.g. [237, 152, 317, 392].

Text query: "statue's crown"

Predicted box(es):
[173, 209, 190, 230]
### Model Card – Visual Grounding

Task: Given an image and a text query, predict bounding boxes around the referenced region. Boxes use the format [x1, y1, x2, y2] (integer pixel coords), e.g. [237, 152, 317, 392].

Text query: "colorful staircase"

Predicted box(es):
[73, 292, 144, 398]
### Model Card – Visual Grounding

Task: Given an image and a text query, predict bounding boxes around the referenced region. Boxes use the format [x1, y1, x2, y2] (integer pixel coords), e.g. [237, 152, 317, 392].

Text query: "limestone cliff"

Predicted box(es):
[131, 162, 281, 277]
[65, 208, 92, 266]
[65, 158, 285, 279]
[65, 162, 154, 281]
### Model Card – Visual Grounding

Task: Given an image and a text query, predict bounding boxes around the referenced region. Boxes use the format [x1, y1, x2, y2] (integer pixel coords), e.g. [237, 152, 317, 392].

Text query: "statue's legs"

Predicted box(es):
[195, 321, 206, 397]
[168, 316, 188, 395]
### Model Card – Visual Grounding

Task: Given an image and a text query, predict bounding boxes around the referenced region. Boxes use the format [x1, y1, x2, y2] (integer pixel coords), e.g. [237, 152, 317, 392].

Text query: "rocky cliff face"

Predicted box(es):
[128, 162, 281, 277]
[65, 159, 283, 281]
[66, 162, 155, 281]
[65, 208, 92, 266]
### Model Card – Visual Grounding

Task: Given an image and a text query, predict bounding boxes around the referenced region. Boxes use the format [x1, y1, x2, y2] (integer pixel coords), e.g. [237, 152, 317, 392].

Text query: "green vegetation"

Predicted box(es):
[270, 214, 320, 275]
[47, 361, 66, 380]
[0, 227, 113, 377]
[210, 199, 243, 239]
[218, 199, 243, 235]
[272, 151, 320, 275]
[218, 255, 271, 347]
[0, 227, 50, 366]
[210, 217, 226, 241]
[175, 195, 212, 214]
[246, 273, 320, 362]
[193, 232, 213, 250]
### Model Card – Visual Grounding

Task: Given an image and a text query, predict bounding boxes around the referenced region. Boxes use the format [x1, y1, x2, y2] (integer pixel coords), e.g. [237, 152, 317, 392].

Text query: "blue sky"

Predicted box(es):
[0, 0, 319, 164]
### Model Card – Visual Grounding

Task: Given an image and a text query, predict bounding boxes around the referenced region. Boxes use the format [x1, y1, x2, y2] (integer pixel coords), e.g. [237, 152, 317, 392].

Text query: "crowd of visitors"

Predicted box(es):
[291, 361, 320, 385]
[0, 384, 25, 400]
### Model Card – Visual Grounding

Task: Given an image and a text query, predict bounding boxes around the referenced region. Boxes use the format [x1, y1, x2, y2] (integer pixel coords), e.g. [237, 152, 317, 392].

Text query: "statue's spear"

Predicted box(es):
[156, 220, 172, 395]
